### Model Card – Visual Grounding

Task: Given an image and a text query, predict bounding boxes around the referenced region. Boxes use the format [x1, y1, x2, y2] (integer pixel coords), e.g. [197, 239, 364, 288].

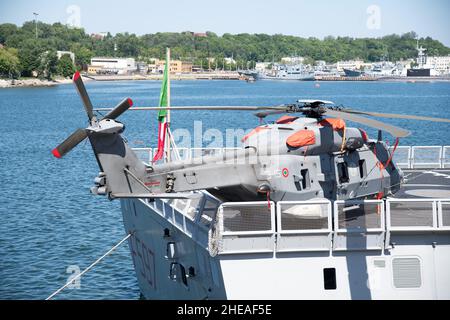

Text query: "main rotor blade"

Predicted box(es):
[52, 129, 88, 158]
[325, 109, 411, 138]
[255, 110, 288, 119]
[103, 98, 133, 120]
[73, 72, 95, 121]
[94, 106, 286, 112]
[342, 109, 450, 123]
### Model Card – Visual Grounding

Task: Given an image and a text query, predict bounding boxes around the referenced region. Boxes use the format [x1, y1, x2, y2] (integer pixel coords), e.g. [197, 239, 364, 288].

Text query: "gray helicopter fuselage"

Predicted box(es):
[129, 117, 403, 203]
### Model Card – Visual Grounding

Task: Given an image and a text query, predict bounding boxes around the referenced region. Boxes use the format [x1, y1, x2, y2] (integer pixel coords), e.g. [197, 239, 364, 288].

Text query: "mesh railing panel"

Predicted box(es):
[222, 205, 272, 232]
[389, 146, 410, 167]
[279, 203, 329, 230]
[389, 202, 434, 227]
[443, 147, 450, 168]
[337, 202, 382, 230]
[412, 147, 442, 168]
[441, 202, 450, 227]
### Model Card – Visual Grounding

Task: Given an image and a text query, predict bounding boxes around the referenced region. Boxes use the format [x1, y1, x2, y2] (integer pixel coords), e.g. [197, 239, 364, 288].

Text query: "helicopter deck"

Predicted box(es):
[394, 169, 450, 199]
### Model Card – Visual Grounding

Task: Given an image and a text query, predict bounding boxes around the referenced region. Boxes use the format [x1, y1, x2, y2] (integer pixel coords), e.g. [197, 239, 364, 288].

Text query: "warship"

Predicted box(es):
[52, 68, 450, 300]
[407, 42, 439, 77]
[258, 63, 315, 81]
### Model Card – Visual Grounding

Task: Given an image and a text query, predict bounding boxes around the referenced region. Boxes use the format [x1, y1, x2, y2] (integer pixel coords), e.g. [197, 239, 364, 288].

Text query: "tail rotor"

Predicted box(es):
[52, 72, 133, 158]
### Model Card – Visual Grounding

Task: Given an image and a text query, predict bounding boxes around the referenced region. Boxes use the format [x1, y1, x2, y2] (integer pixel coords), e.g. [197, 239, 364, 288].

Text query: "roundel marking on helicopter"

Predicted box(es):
[282, 168, 289, 178]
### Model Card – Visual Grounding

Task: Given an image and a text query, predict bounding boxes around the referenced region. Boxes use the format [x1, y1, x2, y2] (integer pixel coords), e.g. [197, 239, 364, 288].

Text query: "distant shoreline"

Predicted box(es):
[0, 78, 76, 89]
[2, 74, 450, 88]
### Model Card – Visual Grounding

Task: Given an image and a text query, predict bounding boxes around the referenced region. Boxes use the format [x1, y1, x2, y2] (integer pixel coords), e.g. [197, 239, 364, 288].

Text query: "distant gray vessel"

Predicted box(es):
[258, 63, 315, 81]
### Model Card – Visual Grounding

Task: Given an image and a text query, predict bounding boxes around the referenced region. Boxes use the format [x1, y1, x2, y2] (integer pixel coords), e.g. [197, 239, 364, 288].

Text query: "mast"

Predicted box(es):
[166, 48, 172, 163]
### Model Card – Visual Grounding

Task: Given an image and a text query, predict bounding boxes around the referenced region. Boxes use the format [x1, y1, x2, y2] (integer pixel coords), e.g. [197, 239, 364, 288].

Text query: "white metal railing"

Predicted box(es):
[141, 191, 221, 250]
[276, 200, 332, 252]
[389, 146, 411, 168]
[333, 200, 385, 251]
[135, 146, 449, 169]
[388, 146, 449, 169]
[437, 200, 450, 230]
[411, 146, 443, 169]
[137, 196, 450, 255]
[386, 198, 443, 231]
[208, 198, 450, 255]
[213, 202, 276, 255]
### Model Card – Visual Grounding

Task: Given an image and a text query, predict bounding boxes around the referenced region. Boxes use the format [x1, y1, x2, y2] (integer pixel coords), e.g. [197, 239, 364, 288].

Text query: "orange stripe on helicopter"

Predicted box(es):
[319, 118, 346, 131]
[242, 126, 271, 142]
[276, 115, 299, 124]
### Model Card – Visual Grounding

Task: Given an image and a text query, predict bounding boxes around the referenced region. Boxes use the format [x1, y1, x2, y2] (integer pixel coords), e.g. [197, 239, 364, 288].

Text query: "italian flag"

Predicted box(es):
[152, 54, 169, 163]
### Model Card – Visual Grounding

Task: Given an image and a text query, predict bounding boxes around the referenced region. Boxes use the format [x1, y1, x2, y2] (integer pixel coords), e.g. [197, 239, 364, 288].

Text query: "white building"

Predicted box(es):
[90, 57, 137, 75]
[281, 56, 305, 64]
[255, 62, 270, 72]
[427, 56, 450, 74]
[224, 57, 236, 65]
[57, 51, 75, 63]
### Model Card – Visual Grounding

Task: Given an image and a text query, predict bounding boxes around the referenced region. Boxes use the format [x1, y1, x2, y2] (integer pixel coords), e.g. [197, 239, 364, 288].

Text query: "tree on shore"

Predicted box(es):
[57, 54, 76, 77]
[1, 21, 450, 79]
[37, 50, 58, 80]
[71, 44, 93, 71]
[17, 39, 43, 77]
[0, 47, 20, 78]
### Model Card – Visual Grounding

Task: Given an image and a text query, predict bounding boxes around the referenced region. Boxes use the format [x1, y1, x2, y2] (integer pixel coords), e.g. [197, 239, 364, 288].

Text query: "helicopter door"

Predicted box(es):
[337, 162, 349, 184]
[336, 154, 368, 199]
[294, 167, 311, 191]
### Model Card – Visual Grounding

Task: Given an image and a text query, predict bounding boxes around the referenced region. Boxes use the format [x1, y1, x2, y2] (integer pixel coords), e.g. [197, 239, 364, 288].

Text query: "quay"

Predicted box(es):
[88, 71, 241, 82]
[315, 76, 377, 81]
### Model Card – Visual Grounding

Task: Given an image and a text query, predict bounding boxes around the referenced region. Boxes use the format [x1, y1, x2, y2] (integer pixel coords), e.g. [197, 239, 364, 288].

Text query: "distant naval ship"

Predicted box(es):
[257, 63, 315, 81]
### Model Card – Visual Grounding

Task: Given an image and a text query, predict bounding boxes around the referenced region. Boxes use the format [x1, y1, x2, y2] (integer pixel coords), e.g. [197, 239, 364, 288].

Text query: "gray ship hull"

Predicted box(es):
[258, 73, 315, 81]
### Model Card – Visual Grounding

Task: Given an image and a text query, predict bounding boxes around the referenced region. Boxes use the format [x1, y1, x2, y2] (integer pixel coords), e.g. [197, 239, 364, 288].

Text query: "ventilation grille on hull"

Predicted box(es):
[392, 258, 422, 289]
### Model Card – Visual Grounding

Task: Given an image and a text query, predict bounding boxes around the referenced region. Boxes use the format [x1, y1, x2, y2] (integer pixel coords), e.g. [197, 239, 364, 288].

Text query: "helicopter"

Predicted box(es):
[53, 72, 450, 206]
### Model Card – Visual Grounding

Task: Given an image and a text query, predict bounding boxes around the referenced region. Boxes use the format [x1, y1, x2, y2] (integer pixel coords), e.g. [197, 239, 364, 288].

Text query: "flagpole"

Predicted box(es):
[166, 47, 172, 163]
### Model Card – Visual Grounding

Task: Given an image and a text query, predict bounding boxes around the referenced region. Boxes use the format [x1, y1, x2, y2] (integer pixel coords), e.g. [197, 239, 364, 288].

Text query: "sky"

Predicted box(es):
[1, 0, 449, 46]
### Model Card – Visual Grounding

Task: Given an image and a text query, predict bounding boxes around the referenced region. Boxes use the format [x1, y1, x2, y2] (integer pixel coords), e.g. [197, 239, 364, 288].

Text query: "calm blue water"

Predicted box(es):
[0, 80, 449, 300]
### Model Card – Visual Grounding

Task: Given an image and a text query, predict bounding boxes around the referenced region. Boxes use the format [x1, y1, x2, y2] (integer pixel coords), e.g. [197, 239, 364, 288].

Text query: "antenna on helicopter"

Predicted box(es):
[378, 130, 383, 142]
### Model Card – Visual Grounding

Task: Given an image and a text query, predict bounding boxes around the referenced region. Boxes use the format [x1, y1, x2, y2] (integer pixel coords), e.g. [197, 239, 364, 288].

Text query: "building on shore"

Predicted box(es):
[88, 57, 137, 75]
[255, 62, 271, 72]
[90, 32, 108, 40]
[57, 51, 75, 63]
[281, 56, 305, 64]
[427, 55, 450, 75]
[148, 59, 193, 74]
[224, 57, 236, 65]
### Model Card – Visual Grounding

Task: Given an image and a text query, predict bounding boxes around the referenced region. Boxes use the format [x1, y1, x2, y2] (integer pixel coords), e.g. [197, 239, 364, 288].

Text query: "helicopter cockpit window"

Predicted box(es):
[337, 162, 349, 184]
